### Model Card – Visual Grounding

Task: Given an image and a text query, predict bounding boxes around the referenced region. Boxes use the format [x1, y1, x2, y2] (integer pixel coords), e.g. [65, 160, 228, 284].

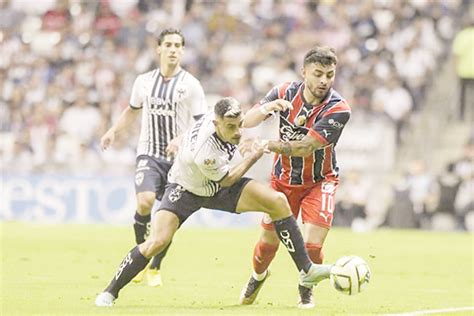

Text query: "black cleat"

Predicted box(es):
[239, 271, 271, 305]
[298, 284, 314, 309]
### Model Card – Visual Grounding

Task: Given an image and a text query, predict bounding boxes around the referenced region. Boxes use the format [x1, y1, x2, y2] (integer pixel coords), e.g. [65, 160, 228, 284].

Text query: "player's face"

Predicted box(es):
[214, 115, 243, 145]
[302, 62, 336, 101]
[157, 34, 184, 66]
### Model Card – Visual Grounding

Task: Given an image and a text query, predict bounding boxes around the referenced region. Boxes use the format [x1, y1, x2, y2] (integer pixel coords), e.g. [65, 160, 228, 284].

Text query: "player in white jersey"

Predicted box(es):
[95, 97, 334, 307]
[100, 28, 206, 286]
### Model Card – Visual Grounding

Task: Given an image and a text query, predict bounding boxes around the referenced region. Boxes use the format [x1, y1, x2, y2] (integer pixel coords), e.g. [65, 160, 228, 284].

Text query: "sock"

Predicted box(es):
[252, 241, 279, 274]
[150, 242, 171, 270]
[133, 212, 151, 244]
[273, 216, 312, 273]
[252, 270, 268, 281]
[305, 243, 324, 264]
[104, 246, 150, 298]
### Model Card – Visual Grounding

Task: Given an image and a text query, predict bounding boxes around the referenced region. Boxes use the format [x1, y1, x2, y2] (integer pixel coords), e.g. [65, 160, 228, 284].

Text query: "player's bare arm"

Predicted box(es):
[100, 106, 141, 151]
[267, 134, 324, 157]
[219, 139, 266, 187]
[242, 99, 293, 128]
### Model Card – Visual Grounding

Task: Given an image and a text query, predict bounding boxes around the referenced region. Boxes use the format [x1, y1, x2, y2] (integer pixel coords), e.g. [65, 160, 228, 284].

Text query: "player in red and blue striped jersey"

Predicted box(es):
[240, 46, 350, 309]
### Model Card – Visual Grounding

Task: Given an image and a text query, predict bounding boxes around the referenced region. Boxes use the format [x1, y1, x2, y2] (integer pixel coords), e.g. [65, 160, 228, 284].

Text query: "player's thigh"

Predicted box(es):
[236, 180, 289, 214]
[301, 180, 338, 229]
[149, 210, 180, 242]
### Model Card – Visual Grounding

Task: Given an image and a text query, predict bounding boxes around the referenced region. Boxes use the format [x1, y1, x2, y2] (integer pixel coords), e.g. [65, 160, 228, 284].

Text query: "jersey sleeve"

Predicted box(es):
[186, 77, 207, 118]
[129, 75, 143, 109]
[308, 101, 351, 145]
[255, 82, 292, 106]
[194, 142, 230, 182]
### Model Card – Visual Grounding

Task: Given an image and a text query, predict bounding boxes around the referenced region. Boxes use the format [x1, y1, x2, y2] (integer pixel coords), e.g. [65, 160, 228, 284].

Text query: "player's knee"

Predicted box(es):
[137, 193, 155, 214]
[147, 235, 171, 257]
[266, 192, 291, 218]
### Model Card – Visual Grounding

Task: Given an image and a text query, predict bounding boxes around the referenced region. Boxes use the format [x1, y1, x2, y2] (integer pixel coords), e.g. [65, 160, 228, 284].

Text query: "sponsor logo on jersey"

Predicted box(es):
[149, 108, 176, 116]
[280, 125, 307, 142]
[135, 172, 144, 186]
[328, 118, 344, 129]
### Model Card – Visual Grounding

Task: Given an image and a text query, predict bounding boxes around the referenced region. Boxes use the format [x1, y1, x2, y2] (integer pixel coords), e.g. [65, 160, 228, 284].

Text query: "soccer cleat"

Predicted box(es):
[146, 268, 162, 287]
[132, 263, 149, 283]
[95, 292, 116, 307]
[297, 284, 315, 309]
[239, 270, 270, 305]
[299, 264, 332, 288]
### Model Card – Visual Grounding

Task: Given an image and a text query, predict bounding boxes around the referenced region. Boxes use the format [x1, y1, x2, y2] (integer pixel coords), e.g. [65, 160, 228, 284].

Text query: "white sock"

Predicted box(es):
[252, 270, 267, 281]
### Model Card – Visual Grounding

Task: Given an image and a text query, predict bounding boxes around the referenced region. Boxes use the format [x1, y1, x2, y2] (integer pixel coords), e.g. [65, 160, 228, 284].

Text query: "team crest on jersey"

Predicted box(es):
[204, 158, 216, 166]
[295, 115, 307, 126]
[175, 83, 187, 101]
[135, 172, 144, 186]
[168, 185, 185, 203]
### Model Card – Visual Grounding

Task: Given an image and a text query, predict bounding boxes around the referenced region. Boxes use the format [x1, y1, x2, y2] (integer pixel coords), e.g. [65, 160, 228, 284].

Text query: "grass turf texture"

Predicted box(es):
[1, 222, 472, 315]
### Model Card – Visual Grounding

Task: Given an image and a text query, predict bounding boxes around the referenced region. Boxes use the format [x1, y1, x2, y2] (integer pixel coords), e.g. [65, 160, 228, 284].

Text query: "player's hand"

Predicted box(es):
[100, 129, 115, 151]
[166, 137, 181, 159]
[250, 138, 269, 159]
[266, 99, 293, 113]
[238, 138, 254, 157]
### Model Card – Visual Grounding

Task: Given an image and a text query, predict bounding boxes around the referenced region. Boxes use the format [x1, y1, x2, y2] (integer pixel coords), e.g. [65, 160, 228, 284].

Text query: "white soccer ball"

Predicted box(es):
[330, 255, 371, 296]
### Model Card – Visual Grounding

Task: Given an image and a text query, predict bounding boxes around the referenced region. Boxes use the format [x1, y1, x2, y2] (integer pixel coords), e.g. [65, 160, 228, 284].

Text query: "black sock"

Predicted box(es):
[150, 242, 171, 270]
[133, 212, 151, 244]
[273, 216, 312, 273]
[104, 246, 150, 298]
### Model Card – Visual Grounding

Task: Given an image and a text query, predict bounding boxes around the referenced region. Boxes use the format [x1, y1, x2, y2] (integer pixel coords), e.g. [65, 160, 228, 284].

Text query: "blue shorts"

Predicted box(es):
[134, 155, 173, 200]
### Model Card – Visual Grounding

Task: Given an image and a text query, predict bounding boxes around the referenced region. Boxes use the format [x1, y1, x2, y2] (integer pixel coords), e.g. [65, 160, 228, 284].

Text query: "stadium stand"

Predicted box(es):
[1, 0, 472, 231]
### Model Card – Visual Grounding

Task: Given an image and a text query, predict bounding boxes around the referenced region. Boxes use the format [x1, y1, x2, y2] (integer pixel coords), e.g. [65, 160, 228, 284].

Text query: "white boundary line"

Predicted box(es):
[385, 306, 474, 315]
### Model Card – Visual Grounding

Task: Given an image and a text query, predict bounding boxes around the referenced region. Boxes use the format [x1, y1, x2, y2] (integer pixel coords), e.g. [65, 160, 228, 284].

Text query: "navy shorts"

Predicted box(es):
[157, 177, 252, 225]
[134, 155, 173, 200]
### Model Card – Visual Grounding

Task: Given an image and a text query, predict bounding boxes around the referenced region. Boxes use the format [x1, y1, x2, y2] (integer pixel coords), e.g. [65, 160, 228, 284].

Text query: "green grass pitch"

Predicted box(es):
[1, 222, 472, 315]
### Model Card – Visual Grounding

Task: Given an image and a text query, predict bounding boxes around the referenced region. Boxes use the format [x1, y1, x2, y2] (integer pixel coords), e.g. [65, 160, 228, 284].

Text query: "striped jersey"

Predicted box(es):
[258, 81, 351, 185]
[129, 68, 206, 160]
[168, 112, 237, 197]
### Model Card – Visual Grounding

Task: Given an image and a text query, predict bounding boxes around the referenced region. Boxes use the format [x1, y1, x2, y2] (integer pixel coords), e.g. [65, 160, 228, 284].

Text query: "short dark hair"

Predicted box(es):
[158, 28, 185, 46]
[304, 46, 337, 66]
[214, 97, 241, 119]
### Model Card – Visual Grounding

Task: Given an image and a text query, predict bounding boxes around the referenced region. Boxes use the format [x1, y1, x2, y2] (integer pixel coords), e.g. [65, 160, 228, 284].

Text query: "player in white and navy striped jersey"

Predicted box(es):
[96, 97, 334, 307]
[100, 29, 206, 286]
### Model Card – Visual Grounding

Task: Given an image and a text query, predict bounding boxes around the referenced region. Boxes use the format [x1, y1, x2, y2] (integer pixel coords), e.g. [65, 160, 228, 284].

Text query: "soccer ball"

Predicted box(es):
[330, 255, 371, 296]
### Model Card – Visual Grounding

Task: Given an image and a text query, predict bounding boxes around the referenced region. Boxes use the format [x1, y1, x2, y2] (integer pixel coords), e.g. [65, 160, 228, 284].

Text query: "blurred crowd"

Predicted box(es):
[0, 0, 472, 230]
[0, 0, 466, 173]
[334, 139, 474, 232]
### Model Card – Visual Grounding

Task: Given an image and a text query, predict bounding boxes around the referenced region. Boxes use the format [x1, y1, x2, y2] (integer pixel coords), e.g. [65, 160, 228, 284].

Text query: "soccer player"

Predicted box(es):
[95, 97, 333, 307]
[239, 46, 351, 308]
[100, 28, 206, 287]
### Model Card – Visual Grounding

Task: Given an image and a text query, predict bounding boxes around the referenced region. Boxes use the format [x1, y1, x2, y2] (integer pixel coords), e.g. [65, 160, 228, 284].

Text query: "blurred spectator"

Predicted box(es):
[371, 75, 413, 145]
[452, 15, 474, 121]
[334, 170, 370, 227]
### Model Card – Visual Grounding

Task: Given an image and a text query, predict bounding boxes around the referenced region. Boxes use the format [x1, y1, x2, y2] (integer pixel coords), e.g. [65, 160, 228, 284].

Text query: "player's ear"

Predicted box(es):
[300, 66, 306, 79]
[156, 46, 161, 55]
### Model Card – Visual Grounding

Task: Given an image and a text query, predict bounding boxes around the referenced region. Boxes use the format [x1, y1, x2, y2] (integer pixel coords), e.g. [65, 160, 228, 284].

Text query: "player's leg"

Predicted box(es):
[236, 180, 332, 287]
[147, 160, 173, 286]
[239, 227, 279, 304]
[95, 210, 180, 306]
[297, 180, 337, 308]
[240, 180, 304, 304]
